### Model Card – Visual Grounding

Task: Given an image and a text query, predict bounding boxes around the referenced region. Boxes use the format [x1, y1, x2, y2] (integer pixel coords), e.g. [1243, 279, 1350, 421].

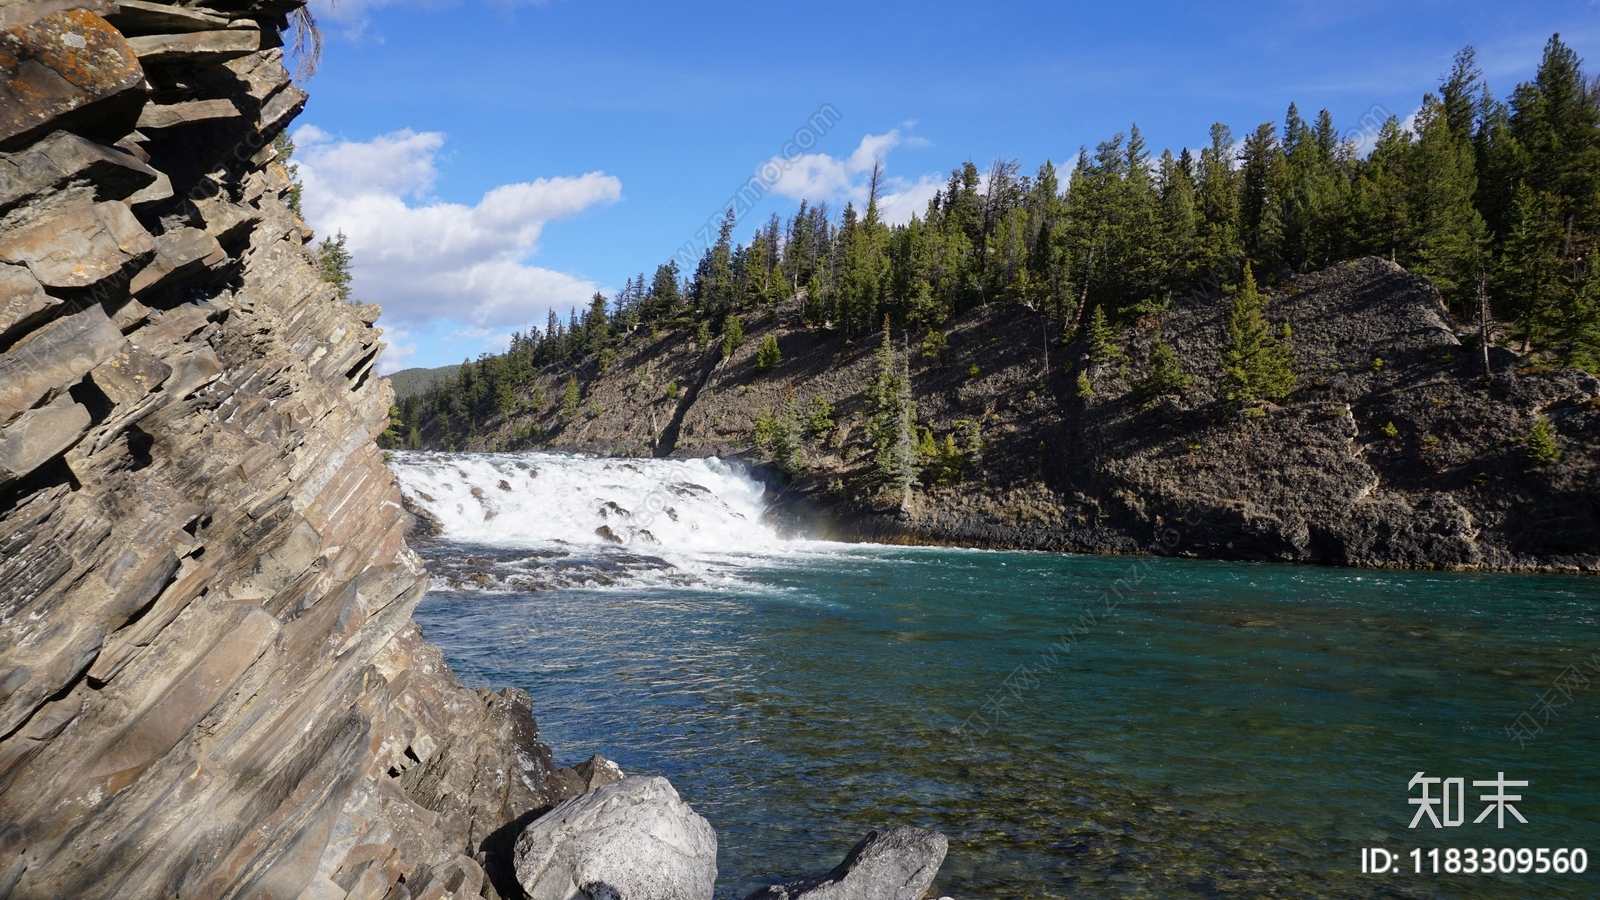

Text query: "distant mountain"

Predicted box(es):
[387, 364, 461, 400]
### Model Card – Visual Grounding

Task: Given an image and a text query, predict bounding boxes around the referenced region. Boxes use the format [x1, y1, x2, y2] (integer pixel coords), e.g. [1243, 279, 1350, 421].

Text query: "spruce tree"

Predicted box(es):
[1195, 123, 1242, 277]
[1085, 304, 1122, 363]
[1562, 275, 1600, 373]
[1500, 184, 1567, 348]
[1239, 121, 1287, 273]
[1220, 264, 1296, 406]
[867, 322, 916, 502]
[1350, 118, 1412, 262]
[584, 292, 610, 352]
[273, 132, 303, 216]
[1280, 105, 1348, 272]
[1135, 333, 1193, 405]
[762, 401, 804, 474]
[1407, 95, 1487, 309]
[560, 376, 580, 419]
[721, 315, 744, 358]
[1527, 417, 1562, 465]
[755, 333, 781, 371]
[316, 231, 353, 301]
[1157, 149, 1199, 294]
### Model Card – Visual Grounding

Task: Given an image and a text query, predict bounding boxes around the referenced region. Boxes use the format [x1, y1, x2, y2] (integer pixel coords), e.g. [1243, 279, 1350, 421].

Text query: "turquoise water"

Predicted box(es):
[414, 544, 1600, 899]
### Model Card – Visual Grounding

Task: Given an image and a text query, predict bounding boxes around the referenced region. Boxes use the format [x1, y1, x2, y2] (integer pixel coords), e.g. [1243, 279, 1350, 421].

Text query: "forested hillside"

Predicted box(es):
[390, 36, 1600, 454]
[377, 37, 1600, 570]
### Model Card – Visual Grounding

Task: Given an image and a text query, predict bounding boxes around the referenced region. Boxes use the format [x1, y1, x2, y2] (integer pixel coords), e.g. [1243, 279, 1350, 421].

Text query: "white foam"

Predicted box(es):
[390, 450, 782, 554]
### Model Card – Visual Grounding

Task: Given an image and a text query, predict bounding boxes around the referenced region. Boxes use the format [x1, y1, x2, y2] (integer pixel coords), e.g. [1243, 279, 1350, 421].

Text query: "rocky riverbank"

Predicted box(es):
[0, 2, 630, 897]
[422, 259, 1600, 573]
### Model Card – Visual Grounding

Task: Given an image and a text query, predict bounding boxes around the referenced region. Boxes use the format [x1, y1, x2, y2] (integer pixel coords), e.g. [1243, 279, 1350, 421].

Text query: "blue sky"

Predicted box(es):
[291, 0, 1600, 371]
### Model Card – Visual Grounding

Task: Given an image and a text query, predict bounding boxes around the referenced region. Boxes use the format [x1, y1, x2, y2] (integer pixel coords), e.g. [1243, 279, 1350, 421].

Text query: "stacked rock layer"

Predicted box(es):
[0, 1, 600, 898]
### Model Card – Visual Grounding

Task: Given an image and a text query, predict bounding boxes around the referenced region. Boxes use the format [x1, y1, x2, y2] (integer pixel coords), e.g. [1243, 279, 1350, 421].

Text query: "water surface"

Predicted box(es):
[393, 451, 1600, 899]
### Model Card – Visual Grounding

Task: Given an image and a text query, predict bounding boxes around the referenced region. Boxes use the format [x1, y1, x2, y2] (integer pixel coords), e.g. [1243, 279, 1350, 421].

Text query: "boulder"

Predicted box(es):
[573, 754, 627, 793]
[87, 342, 171, 406]
[743, 827, 948, 900]
[515, 775, 717, 900]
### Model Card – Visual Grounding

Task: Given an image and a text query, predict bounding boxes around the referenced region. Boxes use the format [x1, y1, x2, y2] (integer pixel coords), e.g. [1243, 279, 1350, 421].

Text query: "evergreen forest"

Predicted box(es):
[383, 37, 1600, 450]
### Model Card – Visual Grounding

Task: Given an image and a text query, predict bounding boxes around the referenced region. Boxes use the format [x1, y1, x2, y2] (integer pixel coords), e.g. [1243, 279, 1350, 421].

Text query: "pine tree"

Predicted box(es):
[316, 230, 353, 301]
[758, 401, 804, 474]
[934, 433, 963, 484]
[1156, 149, 1199, 294]
[1407, 95, 1487, 309]
[560, 376, 580, 419]
[584, 292, 610, 352]
[1220, 264, 1296, 406]
[273, 131, 303, 216]
[721, 315, 744, 358]
[867, 322, 916, 502]
[1526, 417, 1562, 465]
[1135, 333, 1193, 405]
[1561, 274, 1600, 372]
[1500, 183, 1567, 348]
[1350, 117, 1412, 261]
[648, 262, 682, 321]
[1280, 105, 1348, 272]
[1195, 123, 1242, 277]
[1085, 304, 1122, 363]
[755, 333, 781, 371]
[1238, 121, 1286, 273]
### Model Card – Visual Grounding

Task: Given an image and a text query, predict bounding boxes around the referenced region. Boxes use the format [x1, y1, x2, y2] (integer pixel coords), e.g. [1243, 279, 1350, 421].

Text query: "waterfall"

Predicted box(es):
[388, 451, 782, 591]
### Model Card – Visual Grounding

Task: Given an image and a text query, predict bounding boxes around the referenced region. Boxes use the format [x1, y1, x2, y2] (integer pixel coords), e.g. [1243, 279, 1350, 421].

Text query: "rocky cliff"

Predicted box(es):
[0, 2, 605, 898]
[430, 259, 1599, 572]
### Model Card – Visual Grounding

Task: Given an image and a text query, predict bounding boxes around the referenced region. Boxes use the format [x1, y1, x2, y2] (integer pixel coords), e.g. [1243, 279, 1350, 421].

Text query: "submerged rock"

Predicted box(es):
[744, 826, 948, 900]
[515, 775, 717, 900]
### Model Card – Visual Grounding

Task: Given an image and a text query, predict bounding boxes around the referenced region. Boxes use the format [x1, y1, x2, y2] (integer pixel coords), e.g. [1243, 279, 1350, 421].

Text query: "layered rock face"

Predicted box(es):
[0, 2, 598, 897]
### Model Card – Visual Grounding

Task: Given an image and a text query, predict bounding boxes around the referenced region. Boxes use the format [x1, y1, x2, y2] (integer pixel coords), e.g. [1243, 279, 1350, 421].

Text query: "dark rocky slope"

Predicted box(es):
[0, 2, 608, 898]
[439, 259, 1599, 572]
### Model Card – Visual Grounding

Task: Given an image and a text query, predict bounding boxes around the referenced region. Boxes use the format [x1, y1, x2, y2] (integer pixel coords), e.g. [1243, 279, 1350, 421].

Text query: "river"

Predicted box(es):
[390, 450, 1600, 899]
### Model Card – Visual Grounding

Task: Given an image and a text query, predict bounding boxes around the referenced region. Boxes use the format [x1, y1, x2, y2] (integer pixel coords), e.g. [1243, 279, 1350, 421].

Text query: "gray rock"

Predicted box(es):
[0, 4, 609, 897]
[744, 827, 948, 900]
[129, 225, 228, 295]
[0, 261, 56, 342]
[0, 303, 127, 424]
[0, 396, 92, 485]
[125, 28, 261, 66]
[134, 98, 244, 131]
[515, 775, 718, 900]
[103, 0, 231, 36]
[0, 3, 147, 151]
[0, 200, 155, 289]
[0, 131, 160, 215]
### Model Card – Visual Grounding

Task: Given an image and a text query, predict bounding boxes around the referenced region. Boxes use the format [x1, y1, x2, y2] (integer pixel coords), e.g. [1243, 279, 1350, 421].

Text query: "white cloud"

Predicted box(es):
[876, 175, 943, 225]
[764, 129, 942, 225]
[376, 326, 416, 374]
[294, 126, 621, 344]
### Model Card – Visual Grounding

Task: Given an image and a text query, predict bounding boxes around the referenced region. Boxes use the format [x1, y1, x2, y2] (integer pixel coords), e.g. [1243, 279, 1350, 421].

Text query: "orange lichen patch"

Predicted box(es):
[0, 7, 146, 148]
